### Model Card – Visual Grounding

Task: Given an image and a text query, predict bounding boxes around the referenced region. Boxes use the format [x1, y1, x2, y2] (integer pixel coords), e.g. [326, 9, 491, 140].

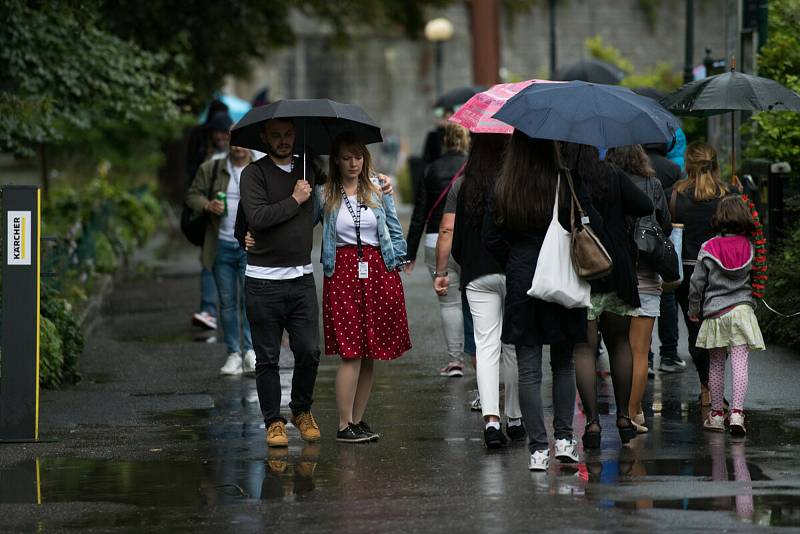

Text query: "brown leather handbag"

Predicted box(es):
[563, 170, 613, 280]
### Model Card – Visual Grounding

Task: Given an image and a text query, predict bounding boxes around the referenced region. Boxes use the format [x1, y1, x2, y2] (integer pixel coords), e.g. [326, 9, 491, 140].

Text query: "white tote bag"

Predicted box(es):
[527, 175, 591, 309]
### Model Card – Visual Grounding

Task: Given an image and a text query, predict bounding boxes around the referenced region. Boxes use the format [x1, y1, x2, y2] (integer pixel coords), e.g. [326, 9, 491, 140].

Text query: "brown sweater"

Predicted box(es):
[237, 156, 317, 267]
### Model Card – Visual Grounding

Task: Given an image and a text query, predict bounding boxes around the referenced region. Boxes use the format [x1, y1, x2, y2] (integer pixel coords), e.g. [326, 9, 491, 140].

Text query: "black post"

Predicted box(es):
[684, 0, 695, 83]
[757, 0, 768, 52]
[435, 41, 444, 98]
[0, 185, 41, 442]
[549, 0, 557, 79]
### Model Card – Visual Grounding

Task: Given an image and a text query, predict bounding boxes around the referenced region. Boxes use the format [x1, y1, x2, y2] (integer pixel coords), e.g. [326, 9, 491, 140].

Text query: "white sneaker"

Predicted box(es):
[703, 412, 725, 432]
[470, 391, 482, 411]
[192, 311, 217, 330]
[554, 438, 579, 463]
[220, 352, 243, 375]
[729, 412, 746, 435]
[243, 349, 257, 375]
[528, 449, 550, 471]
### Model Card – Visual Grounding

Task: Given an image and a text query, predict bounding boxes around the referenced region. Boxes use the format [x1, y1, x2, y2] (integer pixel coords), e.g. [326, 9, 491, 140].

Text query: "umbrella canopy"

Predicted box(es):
[450, 80, 561, 134]
[231, 99, 382, 155]
[631, 86, 666, 101]
[433, 85, 488, 111]
[660, 70, 800, 116]
[493, 80, 680, 148]
[558, 59, 625, 85]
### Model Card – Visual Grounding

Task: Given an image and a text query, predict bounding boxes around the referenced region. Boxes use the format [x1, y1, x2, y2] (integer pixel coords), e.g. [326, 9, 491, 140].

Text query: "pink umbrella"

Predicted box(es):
[449, 79, 559, 134]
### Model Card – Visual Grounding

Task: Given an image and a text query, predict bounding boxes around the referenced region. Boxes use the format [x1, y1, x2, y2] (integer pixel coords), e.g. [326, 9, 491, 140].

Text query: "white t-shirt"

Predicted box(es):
[218, 159, 245, 242]
[336, 196, 380, 247]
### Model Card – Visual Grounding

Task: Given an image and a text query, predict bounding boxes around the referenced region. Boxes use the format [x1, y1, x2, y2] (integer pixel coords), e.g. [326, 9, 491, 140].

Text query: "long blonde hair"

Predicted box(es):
[323, 133, 380, 213]
[443, 122, 470, 154]
[675, 142, 727, 201]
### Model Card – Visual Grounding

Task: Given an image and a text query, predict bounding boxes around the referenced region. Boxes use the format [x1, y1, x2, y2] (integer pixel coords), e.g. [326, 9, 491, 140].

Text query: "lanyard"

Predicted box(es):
[340, 185, 364, 259]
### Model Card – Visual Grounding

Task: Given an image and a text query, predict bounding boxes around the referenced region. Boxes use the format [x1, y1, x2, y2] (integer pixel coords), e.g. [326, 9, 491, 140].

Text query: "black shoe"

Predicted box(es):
[582, 418, 601, 450]
[617, 416, 636, 444]
[336, 423, 370, 443]
[356, 420, 380, 442]
[505, 421, 527, 442]
[484, 426, 508, 449]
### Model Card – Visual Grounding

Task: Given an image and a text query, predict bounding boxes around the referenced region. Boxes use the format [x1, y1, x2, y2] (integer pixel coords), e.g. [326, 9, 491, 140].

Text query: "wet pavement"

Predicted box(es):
[1, 219, 799, 532]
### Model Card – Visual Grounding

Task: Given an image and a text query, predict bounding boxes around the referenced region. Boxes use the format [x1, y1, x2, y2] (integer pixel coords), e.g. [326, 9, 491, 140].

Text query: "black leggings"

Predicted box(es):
[574, 312, 634, 425]
[675, 264, 709, 387]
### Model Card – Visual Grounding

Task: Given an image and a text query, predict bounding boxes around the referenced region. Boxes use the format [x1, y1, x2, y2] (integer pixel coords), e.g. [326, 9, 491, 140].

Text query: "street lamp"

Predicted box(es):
[424, 17, 454, 98]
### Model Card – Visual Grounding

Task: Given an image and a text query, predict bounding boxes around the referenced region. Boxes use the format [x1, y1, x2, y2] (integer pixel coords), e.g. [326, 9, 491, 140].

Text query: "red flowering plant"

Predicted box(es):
[742, 195, 768, 298]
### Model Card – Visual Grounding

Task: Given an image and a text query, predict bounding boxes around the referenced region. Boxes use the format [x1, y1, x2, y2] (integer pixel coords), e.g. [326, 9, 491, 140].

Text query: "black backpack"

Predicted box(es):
[181, 159, 221, 246]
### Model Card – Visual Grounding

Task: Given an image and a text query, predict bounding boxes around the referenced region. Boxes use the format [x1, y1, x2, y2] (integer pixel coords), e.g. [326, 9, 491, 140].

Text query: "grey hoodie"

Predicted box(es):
[688, 235, 755, 319]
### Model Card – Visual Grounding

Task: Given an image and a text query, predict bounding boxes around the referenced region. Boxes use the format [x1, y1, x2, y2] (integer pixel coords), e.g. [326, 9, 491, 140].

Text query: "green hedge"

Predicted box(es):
[37, 178, 162, 388]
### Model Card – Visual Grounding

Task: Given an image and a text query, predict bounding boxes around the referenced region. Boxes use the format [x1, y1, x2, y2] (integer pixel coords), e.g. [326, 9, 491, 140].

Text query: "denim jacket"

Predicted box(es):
[314, 185, 407, 277]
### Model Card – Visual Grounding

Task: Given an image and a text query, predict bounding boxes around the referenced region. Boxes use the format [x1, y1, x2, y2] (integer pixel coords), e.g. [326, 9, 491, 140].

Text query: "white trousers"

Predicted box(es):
[466, 273, 521, 419]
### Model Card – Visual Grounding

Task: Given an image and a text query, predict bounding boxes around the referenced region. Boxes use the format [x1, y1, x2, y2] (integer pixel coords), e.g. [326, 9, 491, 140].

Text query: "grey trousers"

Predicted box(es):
[516, 344, 576, 454]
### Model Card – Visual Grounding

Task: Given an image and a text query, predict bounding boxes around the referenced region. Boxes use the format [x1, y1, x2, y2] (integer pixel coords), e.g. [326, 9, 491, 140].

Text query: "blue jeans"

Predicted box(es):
[461, 292, 476, 356]
[649, 291, 679, 365]
[200, 267, 218, 317]
[213, 239, 253, 354]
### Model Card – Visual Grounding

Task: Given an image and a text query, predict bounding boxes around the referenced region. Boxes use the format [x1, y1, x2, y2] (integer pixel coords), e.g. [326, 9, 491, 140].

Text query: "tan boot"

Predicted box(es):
[266, 420, 289, 447]
[291, 411, 321, 443]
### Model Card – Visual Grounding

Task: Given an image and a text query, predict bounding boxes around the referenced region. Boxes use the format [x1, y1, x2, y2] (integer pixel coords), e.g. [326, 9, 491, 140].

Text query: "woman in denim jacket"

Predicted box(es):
[315, 133, 411, 443]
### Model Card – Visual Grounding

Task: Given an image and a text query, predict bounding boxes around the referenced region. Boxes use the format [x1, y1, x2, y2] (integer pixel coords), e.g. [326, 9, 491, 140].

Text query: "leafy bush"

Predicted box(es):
[39, 317, 64, 389]
[41, 292, 84, 387]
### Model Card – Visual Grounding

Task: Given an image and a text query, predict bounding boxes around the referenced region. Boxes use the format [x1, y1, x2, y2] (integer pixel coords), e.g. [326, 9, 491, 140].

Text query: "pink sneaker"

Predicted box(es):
[439, 361, 464, 377]
[192, 311, 217, 330]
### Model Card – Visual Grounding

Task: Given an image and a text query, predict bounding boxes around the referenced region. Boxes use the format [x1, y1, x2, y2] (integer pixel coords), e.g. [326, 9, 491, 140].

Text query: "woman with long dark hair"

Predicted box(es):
[483, 132, 594, 470]
[607, 145, 671, 434]
[565, 144, 653, 450]
[450, 133, 523, 449]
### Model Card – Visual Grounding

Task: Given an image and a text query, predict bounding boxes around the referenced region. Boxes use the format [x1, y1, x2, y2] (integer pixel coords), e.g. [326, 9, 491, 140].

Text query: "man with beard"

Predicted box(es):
[238, 118, 322, 448]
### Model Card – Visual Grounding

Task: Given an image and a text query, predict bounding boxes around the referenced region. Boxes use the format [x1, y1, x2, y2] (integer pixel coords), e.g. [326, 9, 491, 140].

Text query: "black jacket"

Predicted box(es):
[667, 184, 738, 263]
[406, 151, 466, 261]
[589, 168, 654, 308]
[645, 148, 684, 191]
[452, 184, 503, 290]
[482, 175, 600, 347]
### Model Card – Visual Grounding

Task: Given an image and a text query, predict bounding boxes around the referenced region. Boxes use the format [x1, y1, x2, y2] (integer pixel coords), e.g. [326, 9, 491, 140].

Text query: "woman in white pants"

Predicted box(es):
[446, 133, 524, 449]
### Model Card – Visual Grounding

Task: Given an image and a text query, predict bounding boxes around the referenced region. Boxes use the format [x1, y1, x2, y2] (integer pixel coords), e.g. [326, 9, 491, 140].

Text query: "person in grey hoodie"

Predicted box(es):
[688, 196, 765, 436]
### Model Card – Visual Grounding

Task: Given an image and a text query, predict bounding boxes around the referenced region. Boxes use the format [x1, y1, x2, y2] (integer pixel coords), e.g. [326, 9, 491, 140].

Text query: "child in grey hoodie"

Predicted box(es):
[688, 196, 765, 436]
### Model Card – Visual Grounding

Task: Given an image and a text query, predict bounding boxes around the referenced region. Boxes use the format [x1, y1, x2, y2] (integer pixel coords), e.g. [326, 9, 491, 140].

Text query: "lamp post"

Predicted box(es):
[425, 17, 454, 98]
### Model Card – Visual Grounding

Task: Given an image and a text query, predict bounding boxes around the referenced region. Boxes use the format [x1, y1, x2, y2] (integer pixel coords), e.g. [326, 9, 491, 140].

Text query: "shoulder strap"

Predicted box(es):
[669, 187, 678, 221]
[208, 159, 221, 199]
[563, 168, 586, 221]
[425, 161, 466, 224]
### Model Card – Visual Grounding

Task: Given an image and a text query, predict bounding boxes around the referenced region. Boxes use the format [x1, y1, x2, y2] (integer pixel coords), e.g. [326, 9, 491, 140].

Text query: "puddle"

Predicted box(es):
[614, 494, 800, 527]
[0, 452, 324, 506]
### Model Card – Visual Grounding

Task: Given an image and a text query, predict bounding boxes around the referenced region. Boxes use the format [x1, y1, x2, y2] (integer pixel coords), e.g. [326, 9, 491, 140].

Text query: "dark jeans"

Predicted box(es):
[245, 274, 320, 425]
[461, 292, 476, 356]
[675, 264, 709, 386]
[516, 343, 575, 454]
[650, 290, 679, 365]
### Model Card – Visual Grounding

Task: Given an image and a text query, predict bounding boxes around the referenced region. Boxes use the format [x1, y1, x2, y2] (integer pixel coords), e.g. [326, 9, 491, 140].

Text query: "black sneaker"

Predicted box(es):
[506, 421, 527, 442]
[336, 423, 370, 443]
[484, 426, 508, 449]
[356, 420, 380, 442]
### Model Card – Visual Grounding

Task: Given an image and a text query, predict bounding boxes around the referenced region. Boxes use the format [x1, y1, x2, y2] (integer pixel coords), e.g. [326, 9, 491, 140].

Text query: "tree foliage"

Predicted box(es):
[744, 0, 800, 174]
[0, 1, 185, 157]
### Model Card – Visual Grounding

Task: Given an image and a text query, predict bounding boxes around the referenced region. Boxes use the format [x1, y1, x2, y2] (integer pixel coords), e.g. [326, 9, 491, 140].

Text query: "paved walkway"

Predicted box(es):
[1, 221, 799, 532]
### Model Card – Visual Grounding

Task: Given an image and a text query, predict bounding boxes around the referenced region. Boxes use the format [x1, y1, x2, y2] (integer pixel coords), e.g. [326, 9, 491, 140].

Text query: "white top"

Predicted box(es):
[219, 159, 245, 243]
[246, 264, 314, 280]
[336, 195, 380, 247]
[424, 232, 438, 248]
[245, 157, 311, 279]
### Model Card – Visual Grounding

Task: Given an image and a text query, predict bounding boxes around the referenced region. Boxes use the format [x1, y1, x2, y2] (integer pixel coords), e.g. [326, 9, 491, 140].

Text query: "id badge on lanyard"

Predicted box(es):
[341, 186, 369, 279]
[358, 261, 369, 279]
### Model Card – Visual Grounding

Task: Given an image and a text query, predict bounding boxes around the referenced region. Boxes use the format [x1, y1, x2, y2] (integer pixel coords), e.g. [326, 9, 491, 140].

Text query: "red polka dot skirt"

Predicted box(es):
[323, 245, 412, 360]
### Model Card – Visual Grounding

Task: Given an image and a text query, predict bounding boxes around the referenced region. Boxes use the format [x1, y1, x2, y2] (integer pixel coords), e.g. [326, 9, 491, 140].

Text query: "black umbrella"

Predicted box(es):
[558, 59, 625, 85]
[493, 81, 679, 148]
[433, 85, 487, 111]
[660, 66, 800, 177]
[231, 98, 382, 156]
[631, 86, 666, 101]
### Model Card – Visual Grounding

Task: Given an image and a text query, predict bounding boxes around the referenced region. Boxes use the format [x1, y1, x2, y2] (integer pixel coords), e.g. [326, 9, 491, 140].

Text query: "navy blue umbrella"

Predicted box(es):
[493, 81, 680, 148]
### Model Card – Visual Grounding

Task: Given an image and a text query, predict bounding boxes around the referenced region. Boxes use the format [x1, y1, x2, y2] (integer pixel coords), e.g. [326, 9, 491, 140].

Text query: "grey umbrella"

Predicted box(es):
[558, 59, 625, 85]
[660, 66, 800, 177]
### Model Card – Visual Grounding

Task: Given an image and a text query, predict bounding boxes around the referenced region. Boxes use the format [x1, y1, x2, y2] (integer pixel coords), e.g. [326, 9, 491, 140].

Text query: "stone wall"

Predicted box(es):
[231, 0, 729, 166]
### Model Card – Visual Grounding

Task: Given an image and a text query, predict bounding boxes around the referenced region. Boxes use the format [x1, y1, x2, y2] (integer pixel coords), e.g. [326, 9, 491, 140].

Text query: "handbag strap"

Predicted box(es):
[425, 161, 466, 224]
[563, 169, 587, 230]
